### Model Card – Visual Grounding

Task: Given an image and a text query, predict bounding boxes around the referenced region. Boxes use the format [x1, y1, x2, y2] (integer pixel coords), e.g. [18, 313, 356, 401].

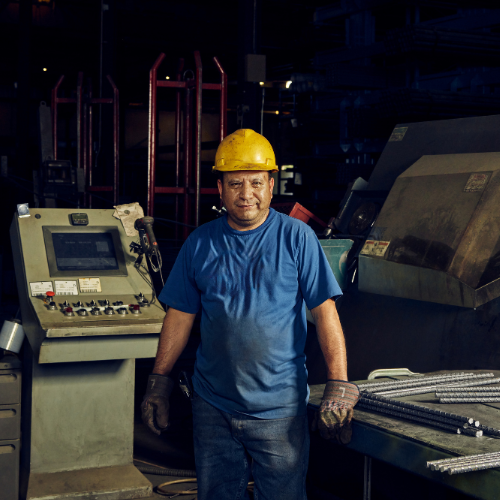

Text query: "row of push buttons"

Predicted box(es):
[44, 291, 149, 317]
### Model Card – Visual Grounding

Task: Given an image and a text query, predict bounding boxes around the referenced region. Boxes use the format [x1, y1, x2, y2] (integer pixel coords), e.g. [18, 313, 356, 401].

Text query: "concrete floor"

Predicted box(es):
[142, 471, 197, 500]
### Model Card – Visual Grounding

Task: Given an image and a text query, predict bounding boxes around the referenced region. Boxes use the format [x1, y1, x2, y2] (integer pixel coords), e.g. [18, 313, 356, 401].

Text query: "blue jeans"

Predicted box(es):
[191, 392, 309, 500]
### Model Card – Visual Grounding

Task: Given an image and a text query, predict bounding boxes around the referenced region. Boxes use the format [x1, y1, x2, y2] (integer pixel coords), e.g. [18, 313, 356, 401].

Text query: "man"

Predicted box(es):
[141, 129, 359, 500]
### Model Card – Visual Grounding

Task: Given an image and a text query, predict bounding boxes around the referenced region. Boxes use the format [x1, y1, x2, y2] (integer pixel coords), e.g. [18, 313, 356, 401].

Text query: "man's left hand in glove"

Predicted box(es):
[312, 379, 359, 444]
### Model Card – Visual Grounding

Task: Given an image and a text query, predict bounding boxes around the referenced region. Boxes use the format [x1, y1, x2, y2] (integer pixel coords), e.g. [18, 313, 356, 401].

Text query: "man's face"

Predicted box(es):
[217, 170, 274, 231]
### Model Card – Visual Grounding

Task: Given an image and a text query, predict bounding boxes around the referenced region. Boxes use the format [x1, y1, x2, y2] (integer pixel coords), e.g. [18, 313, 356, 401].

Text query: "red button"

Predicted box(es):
[65, 307, 73, 312]
[46, 291, 55, 297]
[133, 305, 141, 310]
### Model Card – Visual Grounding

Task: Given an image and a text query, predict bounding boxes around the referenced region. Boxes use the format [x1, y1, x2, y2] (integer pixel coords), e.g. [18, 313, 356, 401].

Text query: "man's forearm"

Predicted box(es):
[152, 307, 196, 376]
[310, 298, 348, 381]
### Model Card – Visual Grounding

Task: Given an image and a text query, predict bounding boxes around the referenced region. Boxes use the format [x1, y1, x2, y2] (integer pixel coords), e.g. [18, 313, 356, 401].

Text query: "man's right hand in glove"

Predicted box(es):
[141, 373, 174, 435]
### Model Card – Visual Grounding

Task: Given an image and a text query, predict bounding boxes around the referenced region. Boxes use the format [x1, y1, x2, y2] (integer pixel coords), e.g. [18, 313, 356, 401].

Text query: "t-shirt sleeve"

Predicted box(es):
[158, 238, 201, 314]
[296, 226, 343, 310]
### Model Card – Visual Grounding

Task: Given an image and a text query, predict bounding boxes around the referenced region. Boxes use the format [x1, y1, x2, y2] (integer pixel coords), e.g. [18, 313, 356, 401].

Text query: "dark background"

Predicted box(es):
[2, 0, 500, 301]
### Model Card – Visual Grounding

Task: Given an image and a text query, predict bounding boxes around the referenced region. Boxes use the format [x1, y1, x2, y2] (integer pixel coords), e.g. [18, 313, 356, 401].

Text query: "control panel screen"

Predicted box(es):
[52, 233, 119, 271]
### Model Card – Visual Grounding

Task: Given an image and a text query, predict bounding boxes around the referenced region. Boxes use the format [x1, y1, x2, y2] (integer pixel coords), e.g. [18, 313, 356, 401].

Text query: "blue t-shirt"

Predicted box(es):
[158, 208, 342, 418]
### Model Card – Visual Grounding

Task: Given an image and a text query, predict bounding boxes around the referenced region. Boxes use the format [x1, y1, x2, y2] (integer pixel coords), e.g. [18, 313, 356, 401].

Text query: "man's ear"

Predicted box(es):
[217, 178, 223, 199]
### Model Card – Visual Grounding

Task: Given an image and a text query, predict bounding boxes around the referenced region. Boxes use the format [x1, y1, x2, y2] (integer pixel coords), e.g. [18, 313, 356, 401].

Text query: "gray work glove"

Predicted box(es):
[141, 374, 174, 435]
[312, 380, 359, 444]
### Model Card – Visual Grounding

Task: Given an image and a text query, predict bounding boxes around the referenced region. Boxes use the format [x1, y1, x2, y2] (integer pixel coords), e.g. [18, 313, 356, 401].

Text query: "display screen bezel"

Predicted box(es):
[42, 226, 128, 277]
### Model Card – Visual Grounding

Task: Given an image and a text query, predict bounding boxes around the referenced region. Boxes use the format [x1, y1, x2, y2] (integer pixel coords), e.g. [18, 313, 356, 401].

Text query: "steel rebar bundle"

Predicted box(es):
[361, 373, 494, 394]
[359, 398, 470, 429]
[358, 397, 482, 436]
[359, 372, 472, 392]
[448, 460, 500, 475]
[428, 452, 500, 470]
[477, 425, 500, 437]
[371, 375, 498, 398]
[428, 452, 500, 474]
[361, 392, 477, 426]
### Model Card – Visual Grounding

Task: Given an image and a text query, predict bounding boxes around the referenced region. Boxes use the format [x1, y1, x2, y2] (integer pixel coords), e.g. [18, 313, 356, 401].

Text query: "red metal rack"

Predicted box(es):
[147, 51, 227, 238]
[51, 73, 119, 206]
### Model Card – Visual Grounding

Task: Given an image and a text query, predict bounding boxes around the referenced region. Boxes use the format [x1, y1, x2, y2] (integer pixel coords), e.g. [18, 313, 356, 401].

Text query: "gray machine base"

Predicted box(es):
[26, 464, 152, 500]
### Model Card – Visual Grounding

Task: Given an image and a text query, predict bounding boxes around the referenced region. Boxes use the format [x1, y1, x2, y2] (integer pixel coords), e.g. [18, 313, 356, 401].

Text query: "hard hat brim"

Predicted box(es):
[212, 164, 278, 173]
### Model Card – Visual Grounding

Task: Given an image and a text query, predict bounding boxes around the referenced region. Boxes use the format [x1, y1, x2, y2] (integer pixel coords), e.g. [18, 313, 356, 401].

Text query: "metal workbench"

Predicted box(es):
[309, 371, 500, 500]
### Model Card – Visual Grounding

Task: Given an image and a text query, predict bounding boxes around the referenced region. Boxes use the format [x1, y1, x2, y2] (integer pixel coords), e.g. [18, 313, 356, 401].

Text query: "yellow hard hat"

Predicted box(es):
[213, 129, 278, 172]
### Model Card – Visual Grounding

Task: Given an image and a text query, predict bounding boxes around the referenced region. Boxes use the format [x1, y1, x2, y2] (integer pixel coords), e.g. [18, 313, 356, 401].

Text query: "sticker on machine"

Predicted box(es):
[79, 277, 102, 293]
[388, 127, 408, 142]
[360, 240, 376, 255]
[360, 240, 390, 257]
[29, 281, 54, 297]
[464, 173, 490, 192]
[54, 280, 79, 296]
[372, 241, 390, 257]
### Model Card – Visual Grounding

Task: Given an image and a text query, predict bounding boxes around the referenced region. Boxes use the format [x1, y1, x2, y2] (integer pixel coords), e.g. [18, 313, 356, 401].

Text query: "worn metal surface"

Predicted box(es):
[0, 439, 20, 500]
[22, 343, 153, 499]
[367, 114, 500, 193]
[360, 152, 500, 307]
[309, 370, 500, 499]
[27, 356, 134, 473]
[38, 335, 159, 364]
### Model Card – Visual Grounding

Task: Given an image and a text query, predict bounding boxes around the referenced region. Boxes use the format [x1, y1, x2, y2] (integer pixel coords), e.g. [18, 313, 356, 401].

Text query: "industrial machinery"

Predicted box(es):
[330, 113, 500, 381]
[10, 208, 165, 500]
[359, 151, 500, 308]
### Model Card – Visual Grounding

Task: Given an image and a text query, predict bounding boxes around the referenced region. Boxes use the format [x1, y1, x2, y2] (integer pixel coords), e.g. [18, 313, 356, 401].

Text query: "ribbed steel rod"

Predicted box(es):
[437, 391, 500, 397]
[448, 459, 500, 475]
[439, 397, 500, 403]
[360, 372, 469, 388]
[361, 392, 476, 425]
[444, 377, 500, 388]
[357, 399, 482, 436]
[477, 425, 500, 437]
[439, 457, 500, 472]
[359, 372, 472, 391]
[427, 451, 500, 470]
[373, 375, 498, 398]
[371, 373, 495, 391]
[436, 386, 500, 393]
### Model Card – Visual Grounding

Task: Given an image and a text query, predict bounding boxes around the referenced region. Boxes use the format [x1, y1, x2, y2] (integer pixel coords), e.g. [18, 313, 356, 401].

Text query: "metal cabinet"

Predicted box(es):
[0, 354, 22, 500]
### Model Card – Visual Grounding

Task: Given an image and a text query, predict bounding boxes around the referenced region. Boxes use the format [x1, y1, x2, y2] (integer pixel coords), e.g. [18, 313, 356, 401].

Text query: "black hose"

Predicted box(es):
[134, 462, 197, 478]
